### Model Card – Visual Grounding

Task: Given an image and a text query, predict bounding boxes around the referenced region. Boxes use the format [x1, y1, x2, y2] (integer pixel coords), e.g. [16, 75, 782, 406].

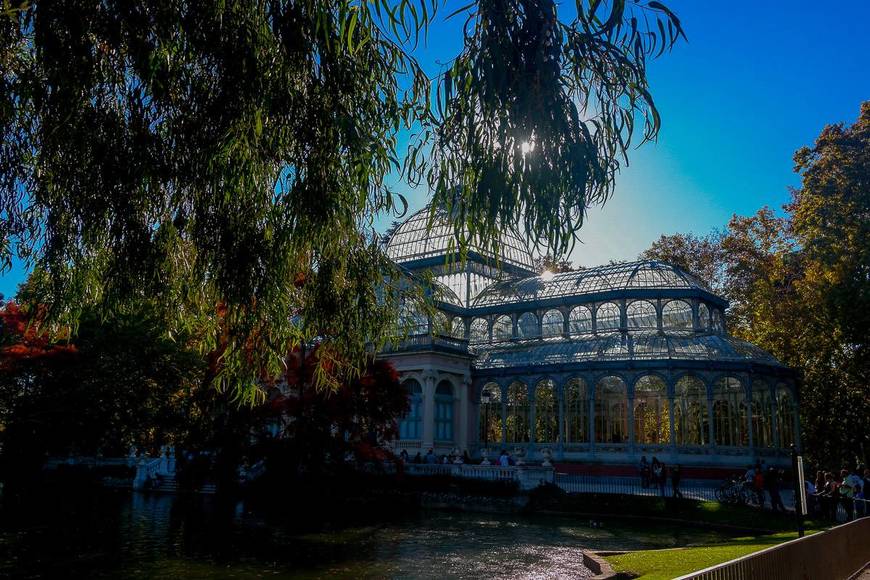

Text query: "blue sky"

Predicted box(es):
[378, 0, 870, 266]
[2, 1, 868, 298]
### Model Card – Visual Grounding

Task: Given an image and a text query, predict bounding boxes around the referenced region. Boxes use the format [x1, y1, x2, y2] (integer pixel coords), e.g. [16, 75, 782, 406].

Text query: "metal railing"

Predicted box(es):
[676, 516, 870, 580]
[403, 463, 518, 481]
[383, 333, 470, 353]
[554, 473, 726, 502]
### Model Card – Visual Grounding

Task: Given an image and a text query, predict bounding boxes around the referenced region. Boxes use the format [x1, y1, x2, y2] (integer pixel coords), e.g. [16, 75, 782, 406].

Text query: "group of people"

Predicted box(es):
[398, 448, 472, 465]
[743, 462, 787, 512]
[808, 466, 868, 521]
[639, 456, 682, 498]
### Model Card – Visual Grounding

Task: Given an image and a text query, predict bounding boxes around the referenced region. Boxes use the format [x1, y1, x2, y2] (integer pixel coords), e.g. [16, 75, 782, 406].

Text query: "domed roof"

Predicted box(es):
[384, 205, 536, 272]
[472, 332, 783, 371]
[472, 260, 715, 307]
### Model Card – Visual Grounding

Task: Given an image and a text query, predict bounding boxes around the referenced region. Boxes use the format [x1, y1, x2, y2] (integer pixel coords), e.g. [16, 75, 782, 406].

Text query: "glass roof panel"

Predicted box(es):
[385, 205, 535, 271]
[472, 260, 715, 308]
[472, 333, 782, 371]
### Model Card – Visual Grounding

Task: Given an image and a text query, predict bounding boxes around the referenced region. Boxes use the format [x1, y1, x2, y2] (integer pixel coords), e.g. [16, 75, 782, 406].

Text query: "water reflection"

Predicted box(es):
[1, 490, 734, 578]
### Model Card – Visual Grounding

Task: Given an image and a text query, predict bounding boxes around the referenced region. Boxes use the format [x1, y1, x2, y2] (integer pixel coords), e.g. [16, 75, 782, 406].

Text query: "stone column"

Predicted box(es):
[528, 381, 537, 446]
[707, 394, 716, 449]
[557, 381, 565, 452]
[422, 371, 436, 450]
[588, 390, 596, 450]
[501, 384, 508, 445]
[458, 377, 471, 452]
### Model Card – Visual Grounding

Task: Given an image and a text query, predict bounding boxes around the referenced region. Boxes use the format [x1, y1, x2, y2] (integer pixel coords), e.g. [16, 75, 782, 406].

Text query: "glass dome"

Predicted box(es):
[472, 260, 712, 307]
[384, 205, 536, 272]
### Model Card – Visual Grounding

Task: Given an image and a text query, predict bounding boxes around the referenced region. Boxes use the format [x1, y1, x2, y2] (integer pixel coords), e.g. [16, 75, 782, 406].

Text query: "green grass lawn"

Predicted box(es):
[605, 529, 820, 580]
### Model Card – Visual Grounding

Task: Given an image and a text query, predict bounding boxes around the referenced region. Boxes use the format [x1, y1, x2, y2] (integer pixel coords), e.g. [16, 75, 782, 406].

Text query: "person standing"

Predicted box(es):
[651, 457, 665, 497]
[752, 463, 765, 508]
[839, 468, 859, 520]
[859, 467, 870, 518]
[821, 472, 839, 521]
[639, 456, 650, 488]
[671, 465, 683, 499]
[766, 467, 785, 512]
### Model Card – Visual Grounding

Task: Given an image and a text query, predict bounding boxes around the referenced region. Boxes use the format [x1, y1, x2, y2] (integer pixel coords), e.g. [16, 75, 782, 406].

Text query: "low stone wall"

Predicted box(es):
[402, 463, 555, 490]
[582, 551, 633, 580]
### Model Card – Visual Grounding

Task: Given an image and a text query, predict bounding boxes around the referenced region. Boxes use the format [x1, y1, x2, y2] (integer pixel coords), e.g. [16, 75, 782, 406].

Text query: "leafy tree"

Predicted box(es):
[639, 103, 870, 469]
[533, 253, 577, 274]
[0, 302, 205, 479]
[787, 102, 870, 468]
[266, 346, 407, 472]
[639, 231, 727, 293]
[1, 1, 683, 400]
[414, 0, 685, 258]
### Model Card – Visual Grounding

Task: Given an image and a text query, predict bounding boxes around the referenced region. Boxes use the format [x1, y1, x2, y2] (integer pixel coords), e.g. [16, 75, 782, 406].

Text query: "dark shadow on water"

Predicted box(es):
[1, 486, 742, 579]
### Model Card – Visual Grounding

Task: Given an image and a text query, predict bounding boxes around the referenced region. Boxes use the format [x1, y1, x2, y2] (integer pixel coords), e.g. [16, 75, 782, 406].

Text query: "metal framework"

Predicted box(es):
[385, 205, 536, 272]
[381, 207, 798, 465]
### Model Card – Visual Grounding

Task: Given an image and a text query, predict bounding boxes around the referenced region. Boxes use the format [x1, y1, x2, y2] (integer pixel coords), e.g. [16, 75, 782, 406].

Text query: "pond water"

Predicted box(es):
[1, 490, 736, 579]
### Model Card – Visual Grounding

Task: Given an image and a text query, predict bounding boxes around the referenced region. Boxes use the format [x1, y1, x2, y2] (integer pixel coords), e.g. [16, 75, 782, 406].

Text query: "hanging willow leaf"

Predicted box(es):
[409, 0, 685, 260]
[1, 0, 682, 404]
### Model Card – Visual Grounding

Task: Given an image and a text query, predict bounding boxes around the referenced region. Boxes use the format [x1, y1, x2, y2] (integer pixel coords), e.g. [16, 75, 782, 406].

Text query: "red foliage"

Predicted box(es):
[0, 302, 77, 368]
[272, 347, 407, 449]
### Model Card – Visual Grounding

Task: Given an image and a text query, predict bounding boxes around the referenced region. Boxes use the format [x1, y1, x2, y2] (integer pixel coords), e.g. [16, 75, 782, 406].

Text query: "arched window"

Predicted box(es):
[435, 381, 455, 442]
[675, 375, 708, 445]
[517, 312, 539, 338]
[569, 305, 593, 333]
[776, 384, 796, 449]
[751, 381, 773, 448]
[634, 375, 669, 444]
[400, 303, 428, 335]
[662, 300, 693, 330]
[450, 316, 466, 339]
[470, 318, 489, 343]
[712, 309, 724, 332]
[479, 384, 503, 446]
[535, 381, 558, 443]
[698, 303, 710, 331]
[505, 382, 530, 443]
[493, 315, 513, 341]
[399, 379, 423, 440]
[596, 302, 621, 332]
[541, 309, 564, 337]
[712, 377, 747, 446]
[595, 376, 627, 444]
[626, 300, 657, 329]
[563, 378, 588, 444]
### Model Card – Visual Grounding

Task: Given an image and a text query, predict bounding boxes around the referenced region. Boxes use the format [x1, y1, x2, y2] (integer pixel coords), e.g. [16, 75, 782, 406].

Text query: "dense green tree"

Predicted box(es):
[639, 231, 727, 293]
[640, 103, 870, 469]
[0, 302, 205, 478]
[787, 102, 870, 469]
[1, 1, 683, 401]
